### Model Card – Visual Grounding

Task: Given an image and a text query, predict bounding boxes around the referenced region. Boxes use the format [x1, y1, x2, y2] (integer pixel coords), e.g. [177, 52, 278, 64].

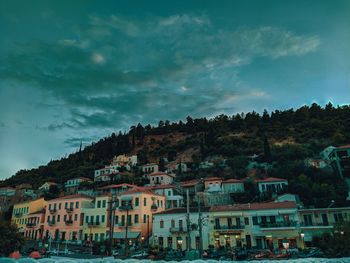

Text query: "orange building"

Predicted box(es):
[43, 195, 93, 242]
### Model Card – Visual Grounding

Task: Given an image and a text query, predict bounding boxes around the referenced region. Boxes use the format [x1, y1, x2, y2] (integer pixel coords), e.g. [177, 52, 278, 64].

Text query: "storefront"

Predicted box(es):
[213, 230, 243, 248]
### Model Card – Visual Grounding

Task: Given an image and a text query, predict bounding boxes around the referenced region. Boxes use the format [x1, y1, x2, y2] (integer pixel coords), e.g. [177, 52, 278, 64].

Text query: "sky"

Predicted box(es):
[0, 0, 349, 180]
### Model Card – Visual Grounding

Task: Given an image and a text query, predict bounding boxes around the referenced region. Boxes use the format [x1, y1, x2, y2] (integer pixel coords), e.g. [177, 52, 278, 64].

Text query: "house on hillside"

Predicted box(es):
[38, 182, 57, 192]
[255, 177, 288, 195]
[64, 177, 92, 194]
[149, 172, 174, 186]
[141, 163, 159, 174]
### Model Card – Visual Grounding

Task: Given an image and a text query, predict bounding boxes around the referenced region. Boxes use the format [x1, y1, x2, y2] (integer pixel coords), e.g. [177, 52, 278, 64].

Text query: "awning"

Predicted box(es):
[113, 231, 140, 239]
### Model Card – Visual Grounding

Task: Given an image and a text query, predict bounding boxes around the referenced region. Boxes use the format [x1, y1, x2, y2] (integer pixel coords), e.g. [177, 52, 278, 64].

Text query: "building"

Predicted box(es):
[98, 183, 135, 196]
[23, 209, 46, 240]
[64, 177, 92, 194]
[320, 146, 336, 161]
[152, 207, 210, 251]
[112, 154, 138, 167]
[111, 188, 166, 246]
[15, 184, 36, 198]
[327, 145, 350, 178]
[144, 185, 184, 209]
[204, 177, 222, 192]
[255, 177, 288, 195]
[304, 158, 328, 169]
[180, 179, 204, 202]
[298, 206, 350, 246]
[82, 195, 110, 242]
[12, 198, 47, 236]
[221, 179, 245, 194]
[149, 172, 174, 186]
[209, 201, 301, 250]
[141, 163, 159, 174]
[0, 186, 16, 196]
[43, 195, 93, 242]
[38, 182, 57, 192]
[94, 167, 118, 182]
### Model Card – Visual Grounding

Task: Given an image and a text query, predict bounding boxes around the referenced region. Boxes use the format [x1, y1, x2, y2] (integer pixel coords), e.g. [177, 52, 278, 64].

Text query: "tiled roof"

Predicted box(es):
[204, 177, 222, 182]
[121, 187, 164, 197]
[143, 185, 176, 190]
[222, 179, 244, 184]
[98, 183, 135, 190]
[48, 194, 93, 202]
[180, 179, 200, 187]
[337, 144, 350, 149]
[255, 177, 287, 183]
[210, 201, 296, 212]
[149, 172, 168, 176]
[154, 207, 211, 215]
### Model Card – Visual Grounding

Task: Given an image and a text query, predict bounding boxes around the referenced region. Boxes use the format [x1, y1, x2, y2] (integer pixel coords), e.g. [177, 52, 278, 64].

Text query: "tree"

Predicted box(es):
[159, 157, 166, 172]
[0, 221, 24, 256]
[263, 135, 272, 163]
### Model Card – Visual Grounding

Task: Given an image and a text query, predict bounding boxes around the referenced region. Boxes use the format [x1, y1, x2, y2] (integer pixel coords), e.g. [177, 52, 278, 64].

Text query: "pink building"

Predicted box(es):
[43, 195, 93, 242]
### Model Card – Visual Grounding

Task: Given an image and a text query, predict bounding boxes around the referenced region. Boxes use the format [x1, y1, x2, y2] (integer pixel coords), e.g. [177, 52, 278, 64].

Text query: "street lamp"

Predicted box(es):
[300, 233, 305, 249]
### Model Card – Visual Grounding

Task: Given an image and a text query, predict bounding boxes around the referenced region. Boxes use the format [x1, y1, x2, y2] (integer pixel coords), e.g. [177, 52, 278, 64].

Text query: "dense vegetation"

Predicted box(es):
[2, 102, 350, 207]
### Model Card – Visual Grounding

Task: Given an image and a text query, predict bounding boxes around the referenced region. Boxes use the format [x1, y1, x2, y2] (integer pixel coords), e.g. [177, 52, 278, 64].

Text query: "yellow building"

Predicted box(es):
[82, 195, 111, 242]
[112, 187, 166, 246]
[12, 198, 46, 235]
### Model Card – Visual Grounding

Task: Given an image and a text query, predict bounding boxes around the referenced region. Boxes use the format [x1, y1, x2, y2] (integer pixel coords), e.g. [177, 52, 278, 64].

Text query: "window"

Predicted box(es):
[94, 233, 98, 241]
[144, 198, 147, 206]
[64, 215, 67, 221]
[171, 219, 175, 228]
[59, 203, 61, 210]
[215, 218, 220, 229]
[144, 214, 147, 223]
[97, 200, 101, 208]
[167, 237, 173, 248]
[121, 215, 125, 226]
[70, 202, 74, 208]
[159, 237, 164, 248]
[160, 220, 164, 228]
[127, 215, 132, 226]
[168, 190, 171, 196]
[134, 214, 139, 224]
[74, 214, 78, 221]
[179, 219, 183, 230]
[100, 233, 105, 241]
[90, 215, 94, 223]
[135, 197, 139, 207]
[334, 213, 344, 222]
[65, 202, 68, 209]
[54, 203, 57, 210]
[303, 214, 313, 226]
[75, 201, 79, 208]
[252, 216, 258, 225]
[102, 215, 105, 223]
[57, 215, 60, 222]
[47, 216, 50, 223]
[86, 216, 89, 223]
[96, 215, 100, 223]
[244, 217, 249, 225]
[49, 204, 52, 210]
[102, 200, 106, 208]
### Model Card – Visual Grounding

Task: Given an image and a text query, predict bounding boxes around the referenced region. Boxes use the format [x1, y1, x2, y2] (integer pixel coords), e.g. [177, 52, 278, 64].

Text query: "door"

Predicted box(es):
[321, 214, 329, 226]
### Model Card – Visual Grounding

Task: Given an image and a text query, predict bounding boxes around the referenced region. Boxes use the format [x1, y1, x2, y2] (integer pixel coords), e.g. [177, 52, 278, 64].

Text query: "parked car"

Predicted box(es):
[298, 247, 325, 258]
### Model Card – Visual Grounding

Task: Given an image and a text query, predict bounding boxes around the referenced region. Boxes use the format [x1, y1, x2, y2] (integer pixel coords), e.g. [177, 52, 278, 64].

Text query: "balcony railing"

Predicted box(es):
[117, 222, 133, 227]
[65, 220, 73, 225]
[26, 222, 37, 228]
[170, 227, 188, 233]
[49, 208, 57, 214]
[300, 222, 332, 227]
[66, 207, 74, 213]
[88, 222, 101, 227]
[118, 205, 133, 211]
[260, 221, 297, 229]
[14, 212, 22, 218]
[214, 225, 245, 230]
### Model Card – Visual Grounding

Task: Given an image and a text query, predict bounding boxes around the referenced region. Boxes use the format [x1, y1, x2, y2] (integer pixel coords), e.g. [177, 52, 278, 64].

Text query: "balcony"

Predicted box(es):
[170, 227, 188, 234]
[66, 207, 74, 213]
[49, 208, 57, 214]
[65, 220, 73, 225]
[14, 212, 22, 218]
[48, 221, 56, 226]
[118, 205, 133, 211]
[117, 222, 133, 228]
[300, 222, 333, 228]
[260, 221, 297, 229]
[214, 225, 245, 230]
[26, 222, 37, 228]
[88, 222, 101, 227]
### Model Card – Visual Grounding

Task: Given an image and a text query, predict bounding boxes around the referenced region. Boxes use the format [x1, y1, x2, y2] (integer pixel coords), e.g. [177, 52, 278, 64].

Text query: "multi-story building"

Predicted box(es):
[152, 207, 210, 251]
[15, 184, 36, 199]
[149, 172, 174, 186]
[221, 179, 245, 194]
[38, 182, 57, 193]
[64, 177, 92, 194]
[94, 166, 119, 182]
[204, 177, 222, 192]
[141, 163, 159, 174]
[112, 154, 138, 167]
[209, 201, 300, 250]
[43, 195, 93, 242]
[255, 177, 288, 195]
[0, 186, 16, 196]
[144, 185, 184, 209]
[111, 188, 165, 246]
[82, 195, 110, 242]
[23, 209, 46, 240]
[298, 206, 350, 246]
[98, 183, 135, 196]
[12, 198, 47, 236]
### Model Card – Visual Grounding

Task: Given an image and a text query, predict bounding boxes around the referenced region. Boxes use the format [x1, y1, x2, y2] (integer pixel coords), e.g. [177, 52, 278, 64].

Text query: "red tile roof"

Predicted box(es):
[180, 179, 200, 187]
[255, 177, 287, 183]
[98, 183, 135, 190]
[204, 177, 222, 182]
[210, 201, 296, 212]
[143, 185, 176, 190]
[121, 186, 164, 197]
[48, 194, 93, 202]
[149, 172, 168, 176]
[337, 144, 350, 149]
[222, 179, 244, 184]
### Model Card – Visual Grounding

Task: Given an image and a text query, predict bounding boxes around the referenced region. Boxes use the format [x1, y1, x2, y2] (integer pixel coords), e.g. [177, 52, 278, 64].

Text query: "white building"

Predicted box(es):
[221, 179, 245, 194]
[142, 163, 159, 174]
[112, 154, 138, 167]
[94, 166, 119, 182]
[65, 177, 92, 193]
[144, 185, 184, 209]
[320, 146, 336, 161]
[0, 186, 16, 196]
[149, 172, 174, 186]
[152, 207, 210, 251]
[255, 177, 288, 194]
[38, 182, 57, 192]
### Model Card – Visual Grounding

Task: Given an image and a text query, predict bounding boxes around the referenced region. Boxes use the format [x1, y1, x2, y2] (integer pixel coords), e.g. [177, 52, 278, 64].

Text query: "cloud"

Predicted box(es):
[0, 13, 321, 133]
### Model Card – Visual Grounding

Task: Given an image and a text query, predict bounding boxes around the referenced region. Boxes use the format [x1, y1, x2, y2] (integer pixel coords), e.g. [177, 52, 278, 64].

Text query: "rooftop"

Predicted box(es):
[255, 177, 288, 183]
[210, 201, 297, 212]
[154, 207, 211, 215]
[98, 183, 135, 190]
[204, 177, 222, 182]
[222, 178, 244, 183]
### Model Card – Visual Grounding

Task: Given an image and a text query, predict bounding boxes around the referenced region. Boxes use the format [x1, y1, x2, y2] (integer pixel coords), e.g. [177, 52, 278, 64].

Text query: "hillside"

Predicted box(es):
[2, 103, 350, 196]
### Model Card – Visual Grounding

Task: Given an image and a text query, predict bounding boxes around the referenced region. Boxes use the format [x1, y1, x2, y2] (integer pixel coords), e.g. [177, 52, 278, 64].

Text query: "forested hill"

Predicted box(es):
[2, 102, 350, 190]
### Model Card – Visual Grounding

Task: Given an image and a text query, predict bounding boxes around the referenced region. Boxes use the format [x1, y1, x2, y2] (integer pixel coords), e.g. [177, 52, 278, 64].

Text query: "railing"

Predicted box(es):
[214, 225, 245, 230]
[26, 222, 37, 228]
[49, 208, 57, 214]
[14, 213, 22, 218]
[170, 227, 188, 233]
[300, 222, 331, 227]
[260, 221, 297, 228]
[117, 222, 133, 227]
[118, 205, 133, 211]
[88, 222, 101, 227]
[66, 207, 74, 213]
[48, 221, 56, 226]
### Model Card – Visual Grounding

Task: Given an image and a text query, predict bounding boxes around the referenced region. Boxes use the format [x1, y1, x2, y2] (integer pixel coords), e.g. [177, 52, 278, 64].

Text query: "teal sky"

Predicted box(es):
[0, 0, 349, 179]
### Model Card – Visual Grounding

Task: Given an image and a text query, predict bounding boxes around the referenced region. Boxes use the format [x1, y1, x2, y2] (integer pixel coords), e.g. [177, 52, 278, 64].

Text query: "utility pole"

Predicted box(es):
[198, 193, 203, 259]
[124, 200, 132, 257]
[186, 188, 191, 252]
[147, 215, 150, 247]
[109, 194, 116, 256]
